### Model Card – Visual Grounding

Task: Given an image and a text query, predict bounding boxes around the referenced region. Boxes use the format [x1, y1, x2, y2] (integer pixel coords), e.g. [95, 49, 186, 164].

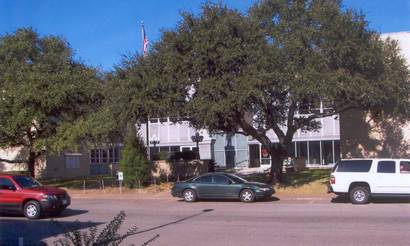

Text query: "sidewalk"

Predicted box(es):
[68, 188, 335, 201]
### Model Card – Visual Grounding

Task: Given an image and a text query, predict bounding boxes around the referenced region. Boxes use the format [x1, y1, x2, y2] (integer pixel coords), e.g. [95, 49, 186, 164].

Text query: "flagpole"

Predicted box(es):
[141, 21, 145, 54]
[141, 20, 151, 162]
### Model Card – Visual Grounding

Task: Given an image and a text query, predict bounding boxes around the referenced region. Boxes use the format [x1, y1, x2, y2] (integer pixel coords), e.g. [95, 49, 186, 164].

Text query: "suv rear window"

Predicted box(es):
[336, 160, 372, 172]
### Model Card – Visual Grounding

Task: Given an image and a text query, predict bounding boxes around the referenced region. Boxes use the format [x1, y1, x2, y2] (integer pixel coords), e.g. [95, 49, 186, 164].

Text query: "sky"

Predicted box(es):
[1, 0, 410, 71]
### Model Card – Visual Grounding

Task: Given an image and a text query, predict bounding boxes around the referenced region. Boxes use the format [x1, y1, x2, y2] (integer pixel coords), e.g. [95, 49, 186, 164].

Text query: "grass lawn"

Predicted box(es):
[40, 169, 331, 196]
[240, 169, 331, 196]
[40, 175, 172, 194]
[40, 175, 117, 190]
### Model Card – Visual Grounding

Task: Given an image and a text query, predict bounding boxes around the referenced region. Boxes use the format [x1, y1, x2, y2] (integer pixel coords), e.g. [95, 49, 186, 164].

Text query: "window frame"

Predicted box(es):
[90, 149, 100, 164]
[400, 161, 410, 173]
[65, 153, 81, 169]
[377, 161, 396, 174]
[0, 177, 16, 190]
[213, 175, 232, 185]
[194, 175, 213, 184]
[336, 160, 372, 173]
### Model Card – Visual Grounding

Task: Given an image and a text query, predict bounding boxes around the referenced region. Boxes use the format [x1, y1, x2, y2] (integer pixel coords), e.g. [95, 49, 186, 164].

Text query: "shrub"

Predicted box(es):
[53, 211, 159, 246]
[119, 127, 150, 188]
[168, 150, 197, 162]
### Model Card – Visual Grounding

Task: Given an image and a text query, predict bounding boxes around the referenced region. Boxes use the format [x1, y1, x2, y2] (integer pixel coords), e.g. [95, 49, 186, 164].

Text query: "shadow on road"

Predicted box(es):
[0, 208, 88, 219]
[53, 208, 89, 218]
[132, 208, 214, 236]
[331, 195, 410, 204]
[0, 217, 101, 246]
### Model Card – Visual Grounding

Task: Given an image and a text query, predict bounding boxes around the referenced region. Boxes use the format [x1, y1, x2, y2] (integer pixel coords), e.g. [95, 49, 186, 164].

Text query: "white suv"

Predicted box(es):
[329, 158, 410, 204]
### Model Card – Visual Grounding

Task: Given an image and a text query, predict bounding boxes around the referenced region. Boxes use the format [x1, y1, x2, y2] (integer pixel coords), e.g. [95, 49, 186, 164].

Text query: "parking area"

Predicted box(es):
[2, 195, 410, 245]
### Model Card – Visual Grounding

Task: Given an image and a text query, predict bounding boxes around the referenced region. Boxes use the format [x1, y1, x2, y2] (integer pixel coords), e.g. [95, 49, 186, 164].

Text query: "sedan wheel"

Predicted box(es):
[183, 189, 197, 202]
[240, 189, 255, 203]
[24, 200, 41, 219]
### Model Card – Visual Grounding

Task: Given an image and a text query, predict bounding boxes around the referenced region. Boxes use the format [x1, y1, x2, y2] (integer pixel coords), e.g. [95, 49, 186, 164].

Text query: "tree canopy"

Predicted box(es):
[0, 28, 102, 176]
[134, 0, 409, 181]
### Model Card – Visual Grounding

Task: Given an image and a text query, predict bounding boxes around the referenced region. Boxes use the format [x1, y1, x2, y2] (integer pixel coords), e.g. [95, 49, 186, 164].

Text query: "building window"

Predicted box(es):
[108, 146, 121, 163]
[159, 146, 170, 152]
[91, 146, 121, 165]
[65, 154, 81, 169]
[170, 146, 180, 152]
[261, 147, 271, 165]
[334, 140, 340, 162]
[181, 147, 191, 152]
[321, 141, 333, 165]
[308, 141, 320, 164]
[101, 149, 108, 163]
[90, 149, 100, 164]
[296, 141, 308, 159]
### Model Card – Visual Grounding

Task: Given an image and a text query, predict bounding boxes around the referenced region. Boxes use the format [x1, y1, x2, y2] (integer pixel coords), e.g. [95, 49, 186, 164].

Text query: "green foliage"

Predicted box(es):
[123, 1, 410, 177]
[119, 126, 150, 188]
[53, 211, 159, 246]
[0, 28, 102, 174]
[168, 151, 197, 162]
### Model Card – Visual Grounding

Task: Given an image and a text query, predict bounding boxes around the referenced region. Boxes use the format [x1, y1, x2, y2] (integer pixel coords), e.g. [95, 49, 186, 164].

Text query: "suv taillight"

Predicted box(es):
[330, 175, 335, 184]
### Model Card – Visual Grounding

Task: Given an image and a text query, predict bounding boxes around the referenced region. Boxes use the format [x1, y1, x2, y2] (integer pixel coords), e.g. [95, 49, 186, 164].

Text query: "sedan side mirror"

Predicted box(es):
[8, 185, 16, 191]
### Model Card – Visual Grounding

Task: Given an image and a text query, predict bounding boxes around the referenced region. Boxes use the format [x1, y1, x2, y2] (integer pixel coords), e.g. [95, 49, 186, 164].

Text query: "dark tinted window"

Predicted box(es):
[225, 174, 247, 183]
[336, 160, 372, 172]
[377, 161, 396, 173]
[400, 161, 410, 173]
[194, 175, 212, 183]
[0, 178, 15, 190]
[12, 176, 41, 188]
[213, 175, 231, 184]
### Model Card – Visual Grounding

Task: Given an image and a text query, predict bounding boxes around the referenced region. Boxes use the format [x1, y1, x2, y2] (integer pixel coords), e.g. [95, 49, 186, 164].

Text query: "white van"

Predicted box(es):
[329, 158, 410, 204]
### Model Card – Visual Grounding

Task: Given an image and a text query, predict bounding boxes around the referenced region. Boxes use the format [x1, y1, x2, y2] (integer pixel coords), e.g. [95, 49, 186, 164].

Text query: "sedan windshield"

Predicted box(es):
[13, 176, 42, 188]
[225, 174, 247, 184]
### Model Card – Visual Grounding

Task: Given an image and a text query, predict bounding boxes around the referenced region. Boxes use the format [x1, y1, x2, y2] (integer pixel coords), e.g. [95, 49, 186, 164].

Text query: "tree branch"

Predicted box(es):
[0, 158, 27, 164]
[266, 102, 286, 141]
[236, 112, 273, 147]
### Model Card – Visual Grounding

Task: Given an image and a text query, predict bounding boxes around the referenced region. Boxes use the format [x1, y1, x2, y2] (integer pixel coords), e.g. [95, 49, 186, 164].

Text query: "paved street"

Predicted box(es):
[2, 195, 410, 245]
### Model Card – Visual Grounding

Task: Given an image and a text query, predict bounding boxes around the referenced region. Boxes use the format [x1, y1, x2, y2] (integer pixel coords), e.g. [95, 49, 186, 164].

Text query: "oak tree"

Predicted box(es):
[0, 28, 101, 177]
[119, 1, 410, 182]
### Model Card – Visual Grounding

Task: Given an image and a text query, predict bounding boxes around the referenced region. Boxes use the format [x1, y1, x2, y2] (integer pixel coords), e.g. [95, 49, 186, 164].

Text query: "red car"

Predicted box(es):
[0, 174, 70, 219]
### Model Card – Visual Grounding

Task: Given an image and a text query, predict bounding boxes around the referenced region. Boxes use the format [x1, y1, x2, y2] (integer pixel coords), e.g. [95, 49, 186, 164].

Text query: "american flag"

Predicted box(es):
[141, 21, 149, 57]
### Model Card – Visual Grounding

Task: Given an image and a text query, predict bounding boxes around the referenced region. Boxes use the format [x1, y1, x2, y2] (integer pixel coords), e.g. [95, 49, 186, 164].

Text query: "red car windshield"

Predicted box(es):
[13, 176, 42, 188]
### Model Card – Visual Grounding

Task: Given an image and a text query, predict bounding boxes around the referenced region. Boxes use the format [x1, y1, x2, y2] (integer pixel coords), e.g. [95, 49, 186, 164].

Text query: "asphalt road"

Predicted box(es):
[2, 195, 410, 246]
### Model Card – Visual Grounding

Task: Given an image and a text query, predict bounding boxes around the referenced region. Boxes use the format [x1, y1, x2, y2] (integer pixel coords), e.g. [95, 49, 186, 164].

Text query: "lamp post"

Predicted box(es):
[191, 132, 204, 159]
[149, 135, 160, 158]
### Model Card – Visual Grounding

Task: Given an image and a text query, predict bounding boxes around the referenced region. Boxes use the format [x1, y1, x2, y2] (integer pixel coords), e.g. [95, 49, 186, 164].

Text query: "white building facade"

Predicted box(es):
[140, 113, 340, 169]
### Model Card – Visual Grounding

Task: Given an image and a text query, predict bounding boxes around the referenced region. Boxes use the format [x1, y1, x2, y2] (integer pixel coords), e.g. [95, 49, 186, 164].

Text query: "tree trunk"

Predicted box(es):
[267, 147, 285, 184]
[28, 152, 36, 178]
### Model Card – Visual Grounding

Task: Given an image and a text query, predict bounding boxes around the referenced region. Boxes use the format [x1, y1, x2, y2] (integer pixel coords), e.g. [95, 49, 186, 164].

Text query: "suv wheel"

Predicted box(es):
[183, 189, 197, 202]
[24, 200, 41, 219]
[240, 189, 255, 203]
[349, 186, 370, 204]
